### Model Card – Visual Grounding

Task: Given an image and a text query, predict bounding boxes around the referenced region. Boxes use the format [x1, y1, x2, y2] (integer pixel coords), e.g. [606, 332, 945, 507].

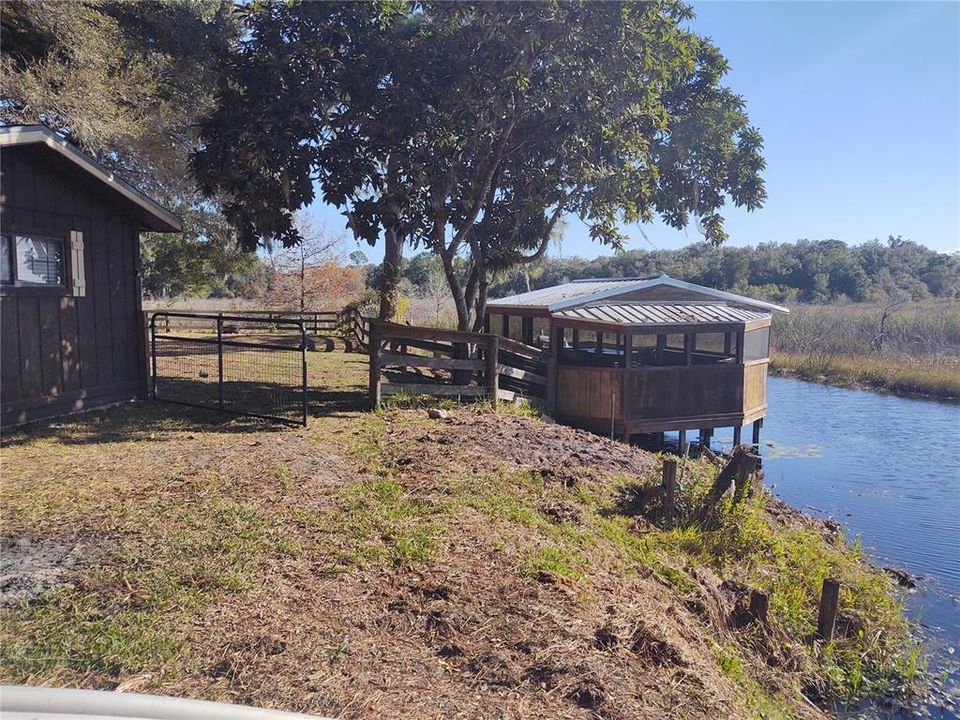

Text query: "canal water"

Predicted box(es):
[711, 377, 959, 718]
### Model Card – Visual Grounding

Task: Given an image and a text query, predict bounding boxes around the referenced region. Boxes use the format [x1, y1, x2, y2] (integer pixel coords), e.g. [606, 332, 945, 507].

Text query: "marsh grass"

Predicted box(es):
[772, 300, 960, 399]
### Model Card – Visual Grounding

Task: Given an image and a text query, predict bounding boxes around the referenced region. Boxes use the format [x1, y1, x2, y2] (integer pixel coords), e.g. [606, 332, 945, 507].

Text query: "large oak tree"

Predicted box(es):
[193, 1, 767, 327]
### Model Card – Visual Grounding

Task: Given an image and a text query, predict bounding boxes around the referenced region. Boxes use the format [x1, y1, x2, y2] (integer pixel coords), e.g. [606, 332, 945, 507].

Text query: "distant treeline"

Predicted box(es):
[382, 237, 959, 305]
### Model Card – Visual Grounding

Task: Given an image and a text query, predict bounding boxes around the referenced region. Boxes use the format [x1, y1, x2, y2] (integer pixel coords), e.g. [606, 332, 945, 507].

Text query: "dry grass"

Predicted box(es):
[0, 350, 920, 718]
[771, 300, 960, 400]
[771, 351, 960, 400]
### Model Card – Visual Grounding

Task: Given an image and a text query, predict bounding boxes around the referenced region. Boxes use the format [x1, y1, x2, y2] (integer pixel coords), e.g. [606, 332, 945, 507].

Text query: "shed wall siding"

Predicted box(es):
[1, 146, 145, 426]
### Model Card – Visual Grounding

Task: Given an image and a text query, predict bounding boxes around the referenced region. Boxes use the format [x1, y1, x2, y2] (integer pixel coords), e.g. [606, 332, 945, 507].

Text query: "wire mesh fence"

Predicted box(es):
[150, 312, 308, 425]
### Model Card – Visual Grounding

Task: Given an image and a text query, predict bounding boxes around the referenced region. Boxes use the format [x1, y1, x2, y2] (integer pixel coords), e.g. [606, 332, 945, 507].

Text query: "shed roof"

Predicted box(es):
[487, 275, 788, 314]
[0, 125, 182, 233]
[553, 302, 770, 329]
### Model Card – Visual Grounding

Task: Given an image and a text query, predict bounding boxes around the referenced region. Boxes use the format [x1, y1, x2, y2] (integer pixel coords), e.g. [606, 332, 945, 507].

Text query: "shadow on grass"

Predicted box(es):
[1, 384, 371, 448]
[0, 400, 291, 448]
[308, 388, 369, 416]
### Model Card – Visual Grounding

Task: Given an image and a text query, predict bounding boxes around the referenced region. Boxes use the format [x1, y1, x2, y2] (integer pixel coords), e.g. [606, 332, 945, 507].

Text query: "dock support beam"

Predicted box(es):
[547, 323, 561, 414]
[699, 428, 712, 450]
[732, 425, 742, 447]
[752, 418, 763, 447]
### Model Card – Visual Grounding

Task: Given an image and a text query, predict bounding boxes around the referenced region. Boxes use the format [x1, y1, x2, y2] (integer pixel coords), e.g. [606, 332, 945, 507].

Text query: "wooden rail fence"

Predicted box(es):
[147, 306, 547, 408]
[366, 319, 547, 408]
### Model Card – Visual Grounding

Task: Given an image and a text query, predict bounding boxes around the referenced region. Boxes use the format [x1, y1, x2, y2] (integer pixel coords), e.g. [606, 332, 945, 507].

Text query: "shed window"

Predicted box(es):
[0, 235, 12, 283]
[1, 234, 65, 287]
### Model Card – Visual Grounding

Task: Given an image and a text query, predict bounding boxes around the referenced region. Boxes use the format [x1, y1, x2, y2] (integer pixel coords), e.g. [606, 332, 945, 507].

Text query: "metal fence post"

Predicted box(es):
[216, 313, 225, 410]
[150, 313, 158, 399]
[300, 320, 308, 426]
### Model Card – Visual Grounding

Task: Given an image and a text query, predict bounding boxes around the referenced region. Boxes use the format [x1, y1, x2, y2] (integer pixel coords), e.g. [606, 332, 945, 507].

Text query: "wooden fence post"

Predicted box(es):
[368, 323, 382, 409]
[662, 458, 678, 517]
[817, 578, 840, 642]
[486, 334, 499, 408]
[733, 453, 758, 503]
[546, 324, 560, 414]
[749, 589, 769, 624]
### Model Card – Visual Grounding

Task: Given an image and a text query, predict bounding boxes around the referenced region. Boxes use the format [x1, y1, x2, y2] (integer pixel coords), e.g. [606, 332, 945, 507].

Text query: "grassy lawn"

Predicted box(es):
[0, 349, 921, 718]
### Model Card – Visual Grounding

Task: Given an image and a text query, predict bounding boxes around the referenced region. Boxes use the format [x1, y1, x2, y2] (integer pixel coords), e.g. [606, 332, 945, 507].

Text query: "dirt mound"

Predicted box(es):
[409, 410, 656, 486]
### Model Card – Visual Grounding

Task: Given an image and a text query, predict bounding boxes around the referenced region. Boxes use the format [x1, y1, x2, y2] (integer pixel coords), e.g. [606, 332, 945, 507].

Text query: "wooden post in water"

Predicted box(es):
[662, 458, 678, 517]
[732, 425, 742, 447]
[699, 428, 712, 450]
[677, 429, 687, 456]
[752, 418, 763, 447]
[817, 578, 841, 642]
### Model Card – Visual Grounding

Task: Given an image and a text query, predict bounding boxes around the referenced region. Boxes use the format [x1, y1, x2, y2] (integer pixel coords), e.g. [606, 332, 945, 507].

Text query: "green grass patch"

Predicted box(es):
[334, 477, 444, 568]
[521, 545, 588, 581]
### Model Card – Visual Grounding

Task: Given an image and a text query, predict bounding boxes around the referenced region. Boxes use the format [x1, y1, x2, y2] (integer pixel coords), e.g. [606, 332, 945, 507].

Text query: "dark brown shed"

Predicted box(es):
[0, 125, 182, 427]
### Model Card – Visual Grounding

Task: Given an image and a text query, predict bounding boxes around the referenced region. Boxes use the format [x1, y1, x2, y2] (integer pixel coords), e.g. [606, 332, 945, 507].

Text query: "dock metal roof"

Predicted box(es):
[552, 303, 770, 328]
[487, 275, 788, 314]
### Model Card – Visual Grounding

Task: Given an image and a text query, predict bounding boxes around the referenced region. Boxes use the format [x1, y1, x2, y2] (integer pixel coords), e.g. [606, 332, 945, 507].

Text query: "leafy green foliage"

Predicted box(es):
[140, 202, 264, 299]
[192, 1, 766, 328]
[0, 0, 267, 300]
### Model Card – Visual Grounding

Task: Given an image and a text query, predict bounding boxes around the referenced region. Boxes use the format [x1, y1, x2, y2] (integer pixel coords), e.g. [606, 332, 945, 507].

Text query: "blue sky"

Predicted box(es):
[307, 1, 960, 262]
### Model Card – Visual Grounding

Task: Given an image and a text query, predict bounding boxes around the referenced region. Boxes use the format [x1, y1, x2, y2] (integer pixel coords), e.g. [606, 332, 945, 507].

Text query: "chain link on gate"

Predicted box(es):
[149, 312, 308, 426]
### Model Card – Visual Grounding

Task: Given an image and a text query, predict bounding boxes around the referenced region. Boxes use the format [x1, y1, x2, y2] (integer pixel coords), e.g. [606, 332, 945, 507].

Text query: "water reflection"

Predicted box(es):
[715, 378, 960, 718]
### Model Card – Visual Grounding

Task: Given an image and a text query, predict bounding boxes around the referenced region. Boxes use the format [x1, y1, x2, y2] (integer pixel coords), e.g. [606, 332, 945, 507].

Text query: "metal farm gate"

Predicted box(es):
[149, 312, 308, 426]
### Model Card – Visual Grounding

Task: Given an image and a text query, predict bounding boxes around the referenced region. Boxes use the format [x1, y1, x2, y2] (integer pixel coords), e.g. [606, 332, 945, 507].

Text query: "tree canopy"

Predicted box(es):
[1, 0, 256, 298]
[391, 236, 955, 304]
[192, 1, 766, 328]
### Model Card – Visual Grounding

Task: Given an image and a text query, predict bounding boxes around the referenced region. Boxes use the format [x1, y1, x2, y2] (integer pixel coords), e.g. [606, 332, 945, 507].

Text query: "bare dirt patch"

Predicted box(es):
[0, 535, 91, 607]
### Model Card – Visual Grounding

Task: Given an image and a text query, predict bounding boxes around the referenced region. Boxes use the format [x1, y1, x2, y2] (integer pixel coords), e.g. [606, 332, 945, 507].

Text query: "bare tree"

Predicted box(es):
[268, 216, 344, 310]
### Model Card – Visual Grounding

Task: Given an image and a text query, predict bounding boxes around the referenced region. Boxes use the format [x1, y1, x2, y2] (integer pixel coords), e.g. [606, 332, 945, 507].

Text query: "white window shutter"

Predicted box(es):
[70, 231, 86, 297]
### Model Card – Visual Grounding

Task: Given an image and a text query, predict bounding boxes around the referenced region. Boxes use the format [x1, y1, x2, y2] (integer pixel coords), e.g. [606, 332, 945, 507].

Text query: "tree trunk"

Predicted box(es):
[378, 225, 403, 321]
[299, 250, 306, 313]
